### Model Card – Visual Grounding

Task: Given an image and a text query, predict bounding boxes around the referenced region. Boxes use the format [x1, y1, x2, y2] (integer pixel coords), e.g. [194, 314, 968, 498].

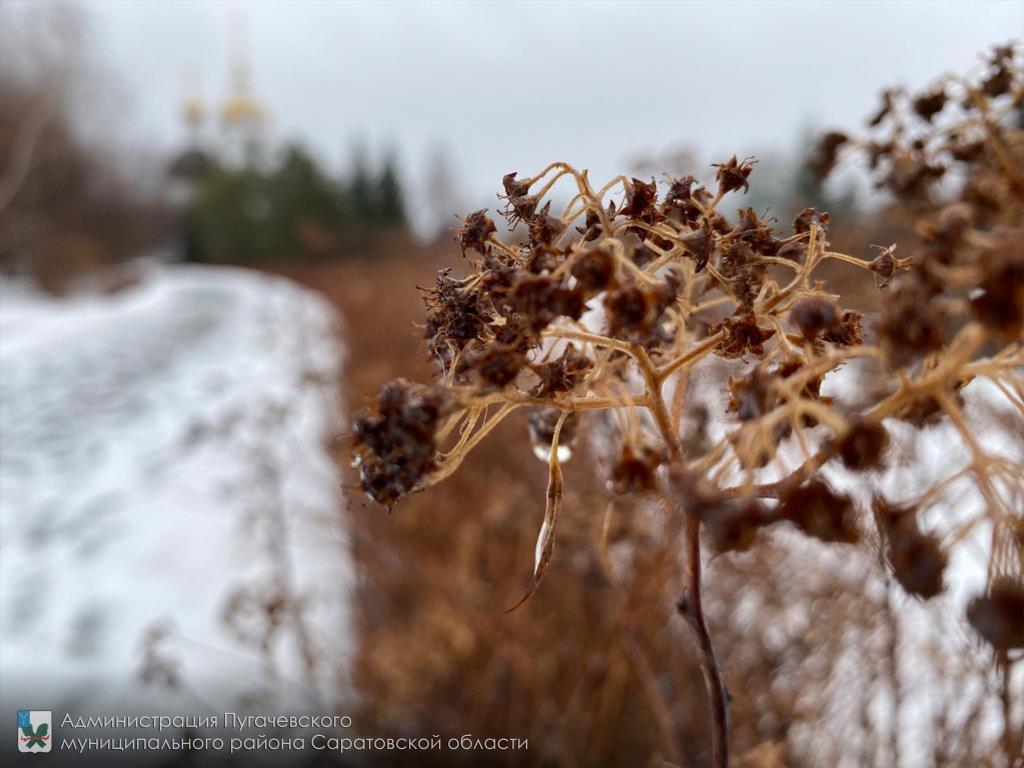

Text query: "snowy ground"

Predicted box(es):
[0, 264, 352, 719]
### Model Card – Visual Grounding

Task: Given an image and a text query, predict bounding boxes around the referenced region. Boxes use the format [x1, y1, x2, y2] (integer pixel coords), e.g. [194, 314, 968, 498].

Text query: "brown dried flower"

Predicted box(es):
[966, 578, 1024, 651]
[469, 345, 527, 389]
[714, 313, 776, 358]
[531, 345, 592, 398]
[352, 379, 449, 507]
[876, 278, 946, 368]
[808, 131, 849, 179]
[455, 209, 496, 255]
[868, 244, 901, 288]
[619, 177, 661, 221]
[873, 498, 947, 599]
[912, 87, 947, 122]
[604, 272, 680, 343]
[679, 220, 716, 272]
[608, 443, 664, 495]
[790, 297, 840, 340]
[713, 155, 757, 195]
[822, 310, 863, 347]
[571, 247, 617, 293]
[778, 480, 860, 544]
[511, 274, 585, 332]
[834, 418, 889, 471]
[971, 229, 1024, 337]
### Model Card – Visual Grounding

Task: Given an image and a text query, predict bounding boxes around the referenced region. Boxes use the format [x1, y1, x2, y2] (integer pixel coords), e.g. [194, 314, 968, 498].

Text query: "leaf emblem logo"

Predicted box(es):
[17, 710, 52, 753]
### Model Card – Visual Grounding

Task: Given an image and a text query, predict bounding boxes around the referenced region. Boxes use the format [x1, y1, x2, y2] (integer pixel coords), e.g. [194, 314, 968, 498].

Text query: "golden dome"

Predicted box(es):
[220, 94, 265, 126]
[182, 96, 205, 126]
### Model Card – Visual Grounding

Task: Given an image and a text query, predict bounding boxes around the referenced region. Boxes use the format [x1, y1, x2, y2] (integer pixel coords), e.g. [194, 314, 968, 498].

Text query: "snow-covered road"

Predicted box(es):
[0, 264, 352, 715]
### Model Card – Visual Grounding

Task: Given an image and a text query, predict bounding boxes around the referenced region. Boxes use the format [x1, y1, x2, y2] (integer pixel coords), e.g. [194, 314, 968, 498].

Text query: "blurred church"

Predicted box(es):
[161, 13, 407, 265]
[165, 17, 268, 207]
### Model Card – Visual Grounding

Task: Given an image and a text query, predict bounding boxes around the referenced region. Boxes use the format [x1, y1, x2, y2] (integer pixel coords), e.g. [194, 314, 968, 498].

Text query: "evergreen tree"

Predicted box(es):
[188, 167, 277, 263]
[376, 153, 405, 228]
[275, 146, 346, 223]
[347, 144, 376, 226]
[185, 139, 408, 262]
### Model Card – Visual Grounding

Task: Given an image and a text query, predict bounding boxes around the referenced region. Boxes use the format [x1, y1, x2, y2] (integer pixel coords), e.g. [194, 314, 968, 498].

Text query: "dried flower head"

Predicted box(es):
[913, 87, 948, 122]
[531, 345, 592, 398]
[790, 297, 841, 340]
[834, 418, 890, 471]
[713, 155, 757, 195]
[619, 177, 661, 221]
[608, 443, 664, 495]
[876, 278, 946, 367]
[714, 313, 775, 358]
[350, 50, 1024, 766]
[604, 272, 680, 343]
[455, 209, 497, 255]
[353, 379, 449, 507]
[867, 243, 907, 288]
[808, 131, 849, 179]
[778, 480, 860, 544]
[571, 247, 617, 293]
[873, 498, 947, 599]
[966, 578, 1024, 651]
[971, 228, 1024, 337]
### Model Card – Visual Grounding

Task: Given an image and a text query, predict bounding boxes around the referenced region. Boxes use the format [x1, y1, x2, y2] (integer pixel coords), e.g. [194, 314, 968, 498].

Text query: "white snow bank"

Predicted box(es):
[0, 264, 352, 717]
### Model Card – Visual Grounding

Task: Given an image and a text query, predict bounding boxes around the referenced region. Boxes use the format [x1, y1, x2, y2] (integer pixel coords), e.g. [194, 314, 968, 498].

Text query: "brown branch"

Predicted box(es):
[634, 342, 730, 767]
[678, 514, 730, 768]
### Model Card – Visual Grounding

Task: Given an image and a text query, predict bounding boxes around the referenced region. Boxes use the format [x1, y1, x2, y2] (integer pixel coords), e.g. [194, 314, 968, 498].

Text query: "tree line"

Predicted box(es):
[182, 144, 407, 264]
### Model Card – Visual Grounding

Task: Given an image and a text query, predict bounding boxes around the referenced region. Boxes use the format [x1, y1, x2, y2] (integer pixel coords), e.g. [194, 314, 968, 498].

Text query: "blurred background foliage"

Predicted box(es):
[182, 145, 407, 264]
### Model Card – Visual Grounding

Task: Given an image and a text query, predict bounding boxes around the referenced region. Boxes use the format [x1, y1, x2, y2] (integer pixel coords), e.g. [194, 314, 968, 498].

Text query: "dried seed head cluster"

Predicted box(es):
[966, 577, 1024, 651]
[352, 45, 1024, 764]
[873, 497, 948, 600]
[352, 379, 450, 508]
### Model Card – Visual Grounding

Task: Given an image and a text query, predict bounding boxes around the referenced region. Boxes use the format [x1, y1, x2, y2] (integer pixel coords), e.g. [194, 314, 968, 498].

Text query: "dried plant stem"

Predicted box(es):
[657, 331, 726, 382]
[634, 342, 730, 767]
[966, 85, 1024, 195]
[998, 651, 1021, 764]
[884, 580, 903, 768]
[541, 327, 639, 357]
[680, 514, 730, 768]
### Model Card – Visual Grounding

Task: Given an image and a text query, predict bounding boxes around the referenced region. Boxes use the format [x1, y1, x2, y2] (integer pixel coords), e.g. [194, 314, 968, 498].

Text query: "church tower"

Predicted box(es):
[219, 11, 267, 170]
[165, 70, 211, 207]
[181, 68, 205, 145]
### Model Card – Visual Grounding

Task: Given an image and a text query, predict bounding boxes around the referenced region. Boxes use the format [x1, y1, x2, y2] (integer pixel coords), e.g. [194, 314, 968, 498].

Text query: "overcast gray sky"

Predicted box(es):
[7, 0, 1023, 232]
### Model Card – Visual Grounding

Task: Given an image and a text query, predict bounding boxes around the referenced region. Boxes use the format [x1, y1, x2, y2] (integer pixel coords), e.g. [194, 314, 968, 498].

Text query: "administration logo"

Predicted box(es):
[17, 710, 52, 753]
